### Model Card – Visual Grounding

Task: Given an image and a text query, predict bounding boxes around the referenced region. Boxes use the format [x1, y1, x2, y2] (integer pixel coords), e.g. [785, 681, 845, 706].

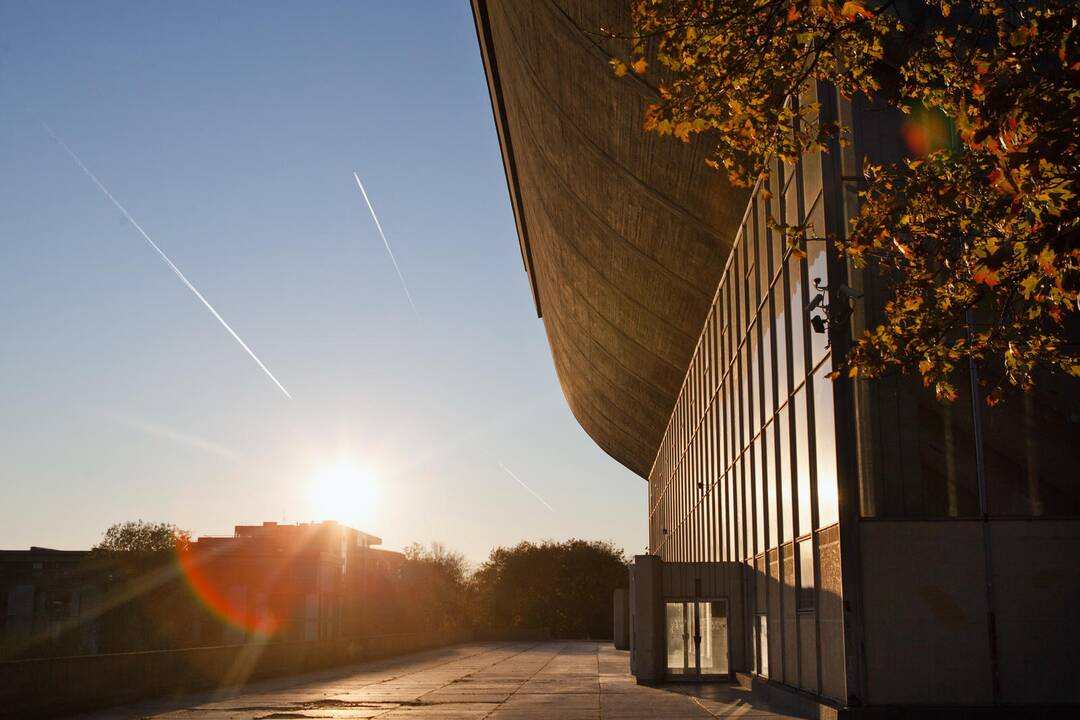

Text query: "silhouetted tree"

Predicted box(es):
[472, 539, 628, 640]
[93, 520, 190, 552]
[395, 542, 471, 631]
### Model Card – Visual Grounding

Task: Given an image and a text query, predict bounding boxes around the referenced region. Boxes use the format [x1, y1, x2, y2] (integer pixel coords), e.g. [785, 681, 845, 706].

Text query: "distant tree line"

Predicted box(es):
[3, 521, 629, 659]
[373, 538, 629, 640]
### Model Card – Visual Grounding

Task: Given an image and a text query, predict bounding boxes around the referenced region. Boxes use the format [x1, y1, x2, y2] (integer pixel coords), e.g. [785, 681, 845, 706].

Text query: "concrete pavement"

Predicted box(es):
[75, 641, 804, 719]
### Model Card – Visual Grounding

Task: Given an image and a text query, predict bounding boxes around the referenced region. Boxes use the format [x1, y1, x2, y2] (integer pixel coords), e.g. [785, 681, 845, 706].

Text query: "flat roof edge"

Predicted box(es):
[470, 0, 542, 319]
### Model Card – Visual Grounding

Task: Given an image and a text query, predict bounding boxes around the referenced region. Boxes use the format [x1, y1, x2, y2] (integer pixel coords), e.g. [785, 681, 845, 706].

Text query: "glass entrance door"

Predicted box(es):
[665, 599, 729, 680]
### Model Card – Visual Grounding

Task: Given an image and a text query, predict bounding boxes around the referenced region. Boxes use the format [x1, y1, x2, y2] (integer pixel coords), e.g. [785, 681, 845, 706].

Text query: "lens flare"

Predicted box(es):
[309, 461, 378, 529]
[901, 104, 952, 156]
[177, 542, 284, 637]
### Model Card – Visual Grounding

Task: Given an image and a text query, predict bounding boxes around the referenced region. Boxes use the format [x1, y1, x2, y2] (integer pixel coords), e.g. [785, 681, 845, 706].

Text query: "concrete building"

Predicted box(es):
[0, 547, 98, 657]
[185, 521, 404, 644]
[0, 522, 405, 659]
[473, 0, 1080, 713]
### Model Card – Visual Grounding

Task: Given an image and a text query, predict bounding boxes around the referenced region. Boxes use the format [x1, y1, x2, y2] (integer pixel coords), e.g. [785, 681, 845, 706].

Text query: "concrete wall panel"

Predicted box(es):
[859, 522, 992, 705]
[991, 520, 1080, 705]
[474, 0, 748, 477]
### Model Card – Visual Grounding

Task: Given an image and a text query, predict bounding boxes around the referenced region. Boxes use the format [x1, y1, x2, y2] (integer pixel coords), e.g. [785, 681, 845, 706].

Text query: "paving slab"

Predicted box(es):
[72, 641, 807, 719]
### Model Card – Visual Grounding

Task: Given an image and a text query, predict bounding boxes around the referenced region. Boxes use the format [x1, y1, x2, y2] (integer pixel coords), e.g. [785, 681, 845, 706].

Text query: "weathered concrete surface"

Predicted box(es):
[473, 0, 749, 477]
[74, 641, 805, 719]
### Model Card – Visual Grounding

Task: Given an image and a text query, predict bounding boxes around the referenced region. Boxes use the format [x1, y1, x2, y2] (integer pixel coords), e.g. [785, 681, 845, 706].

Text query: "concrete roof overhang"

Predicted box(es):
[472, 0, 749, 478]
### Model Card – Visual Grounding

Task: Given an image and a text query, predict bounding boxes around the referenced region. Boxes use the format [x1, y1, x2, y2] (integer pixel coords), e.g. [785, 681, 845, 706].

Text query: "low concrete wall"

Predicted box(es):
[0, 628, 471, 719]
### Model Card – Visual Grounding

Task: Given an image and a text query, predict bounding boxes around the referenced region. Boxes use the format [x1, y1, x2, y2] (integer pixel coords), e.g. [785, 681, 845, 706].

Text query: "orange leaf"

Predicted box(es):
[841, 1, 872, 20]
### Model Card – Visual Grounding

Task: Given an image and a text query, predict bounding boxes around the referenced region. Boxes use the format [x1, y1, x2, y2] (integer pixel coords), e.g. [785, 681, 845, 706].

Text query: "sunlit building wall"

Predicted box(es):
[647, 81, 843, 700]
[474, 0, 1080, 711]
[644, 85, 1080, 707]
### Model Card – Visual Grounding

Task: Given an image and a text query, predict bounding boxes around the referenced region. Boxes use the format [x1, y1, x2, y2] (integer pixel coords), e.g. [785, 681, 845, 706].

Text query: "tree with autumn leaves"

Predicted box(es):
[611, 0, 1078, 404]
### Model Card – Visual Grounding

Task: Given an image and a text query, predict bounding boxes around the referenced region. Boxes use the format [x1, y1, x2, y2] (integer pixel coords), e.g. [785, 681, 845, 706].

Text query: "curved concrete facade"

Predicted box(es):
[473, 0, 749, 477]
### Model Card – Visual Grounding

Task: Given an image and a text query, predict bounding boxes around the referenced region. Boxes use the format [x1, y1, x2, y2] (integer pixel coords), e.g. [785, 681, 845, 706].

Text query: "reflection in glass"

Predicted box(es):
[789, 255, 807, 385]
[797, 539, 815, 610]
[795, 387, 812, 536]
[666, 600, 729, 678]
[700, 600, 730, 675]
[814, 362, 839, 527]
[779, 405, 793, 542]
[806, 238, 829, 369]
[761, 304, 775, 414]
[758, 614, 769, 677]
[666, 602, 694, 673]
[766, 420, 778, 548]
[774, 291, 789, 404]
[754, 434, 765, 553]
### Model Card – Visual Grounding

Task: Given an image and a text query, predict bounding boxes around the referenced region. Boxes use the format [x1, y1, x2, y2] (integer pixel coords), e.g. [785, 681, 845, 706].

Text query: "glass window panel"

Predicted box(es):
[666, 602, 695, 672]
[721, 470, 730, 561]
[747, 325, 758, 437]
[797, 540, 815, 611]
[720, 385, 729, 475]
[729, 371, 740, 467]
[760, 296, 775, 414]
[812, 362, 838, 528]
[795, 386, 813, 536]
[723, 286, 732, 372]
[983, 371, 1080, 517]
[766, 420, 778, 550]
[788, 255, 807, 386]
[707, 404, 715, 486]
[741, 234, 754, 334]
[746, 234, 759, 318]
[760, 433, 768, 552]
[733, 250, 743, 345]
[806, 241, 829, 370]
[732, 355, 741, 456]
[774, 287, 789, 404]
[700, 600, 730, 675]
[733, 456, 742, 561]
[757, 614, 769, 677]
[754, 433, 766, 552]
[709, 484, 717, 562]
[770, 189, 785, 283]
[730, 462, 738, 561]
[779, 404, 793, 543]
[757, 203, 773, 312]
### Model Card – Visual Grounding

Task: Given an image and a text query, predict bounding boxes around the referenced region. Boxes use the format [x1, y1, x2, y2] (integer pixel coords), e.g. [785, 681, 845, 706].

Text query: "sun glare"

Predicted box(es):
[308, 461, 379, 529]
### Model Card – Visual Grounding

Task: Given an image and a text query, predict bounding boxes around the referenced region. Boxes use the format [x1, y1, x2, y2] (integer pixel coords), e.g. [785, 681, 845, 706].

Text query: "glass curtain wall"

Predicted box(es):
[647, 84, 844, 700]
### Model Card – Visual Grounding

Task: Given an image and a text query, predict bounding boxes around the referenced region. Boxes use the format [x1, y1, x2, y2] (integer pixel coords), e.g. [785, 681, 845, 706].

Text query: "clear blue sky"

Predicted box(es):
[0, 1, 644, 562]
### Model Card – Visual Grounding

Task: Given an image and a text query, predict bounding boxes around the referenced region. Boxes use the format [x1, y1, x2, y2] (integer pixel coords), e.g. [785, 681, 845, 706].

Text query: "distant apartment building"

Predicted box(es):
[474, 0, 1080, 713]
[0, 547, 97, 657]
[0, 521, 404, 659]
[186, 521, 404, 644]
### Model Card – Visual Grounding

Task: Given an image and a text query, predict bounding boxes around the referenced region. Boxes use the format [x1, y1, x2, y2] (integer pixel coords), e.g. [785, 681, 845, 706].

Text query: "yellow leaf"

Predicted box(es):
[632, 57, 648, 75]
[610, 59, 628, 78]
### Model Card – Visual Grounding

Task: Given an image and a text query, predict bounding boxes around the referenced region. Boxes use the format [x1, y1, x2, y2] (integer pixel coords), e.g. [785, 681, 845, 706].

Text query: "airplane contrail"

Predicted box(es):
[46, 126, 291, 399]
[353, 172, 417, 314]
[97, 409, 241, 460]
[499, 462, 554, 512]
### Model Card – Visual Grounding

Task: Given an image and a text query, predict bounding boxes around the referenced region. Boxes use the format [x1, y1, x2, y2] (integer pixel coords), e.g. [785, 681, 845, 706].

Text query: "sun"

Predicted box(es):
[308, 460, 379, 529]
